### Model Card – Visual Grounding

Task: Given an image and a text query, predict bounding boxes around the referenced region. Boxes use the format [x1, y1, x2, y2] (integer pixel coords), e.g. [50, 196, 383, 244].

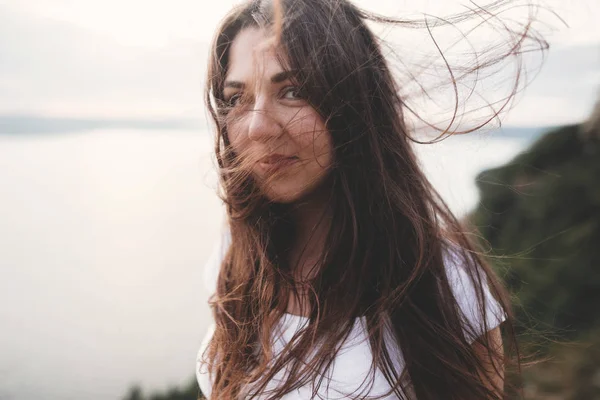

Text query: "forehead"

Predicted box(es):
[226, 27, 287, 82]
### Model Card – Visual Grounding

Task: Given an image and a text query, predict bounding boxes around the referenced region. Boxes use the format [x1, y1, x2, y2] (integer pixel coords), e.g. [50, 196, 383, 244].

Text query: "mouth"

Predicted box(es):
[257, 154, 299, 172]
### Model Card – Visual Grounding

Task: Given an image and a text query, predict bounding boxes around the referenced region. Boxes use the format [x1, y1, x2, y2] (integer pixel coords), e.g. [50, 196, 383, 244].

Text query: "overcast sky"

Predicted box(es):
[0, 0, 598, 126]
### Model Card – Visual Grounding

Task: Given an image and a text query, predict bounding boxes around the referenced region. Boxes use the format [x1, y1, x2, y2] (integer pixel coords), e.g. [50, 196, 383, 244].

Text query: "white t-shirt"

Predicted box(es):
[196, 232, 505, 399]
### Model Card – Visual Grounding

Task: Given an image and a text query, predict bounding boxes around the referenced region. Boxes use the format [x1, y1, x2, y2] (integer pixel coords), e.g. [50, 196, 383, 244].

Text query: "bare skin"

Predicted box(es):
[474, 327, 505, 396]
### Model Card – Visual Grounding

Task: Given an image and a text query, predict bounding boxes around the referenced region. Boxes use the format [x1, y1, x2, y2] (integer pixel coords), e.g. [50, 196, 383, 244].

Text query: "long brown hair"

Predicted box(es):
[203, 0, 547, 398]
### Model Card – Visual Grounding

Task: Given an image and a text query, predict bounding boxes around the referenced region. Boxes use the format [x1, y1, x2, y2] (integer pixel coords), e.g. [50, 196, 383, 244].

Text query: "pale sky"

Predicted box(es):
[0, 0, 598, 126]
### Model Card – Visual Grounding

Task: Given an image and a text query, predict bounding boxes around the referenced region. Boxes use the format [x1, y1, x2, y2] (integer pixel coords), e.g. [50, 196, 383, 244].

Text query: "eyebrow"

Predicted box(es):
[224, 70, 298, 89]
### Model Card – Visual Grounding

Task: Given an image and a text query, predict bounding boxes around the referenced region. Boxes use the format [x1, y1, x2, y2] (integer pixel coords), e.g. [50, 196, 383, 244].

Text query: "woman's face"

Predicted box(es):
[223, 27, 333, 204]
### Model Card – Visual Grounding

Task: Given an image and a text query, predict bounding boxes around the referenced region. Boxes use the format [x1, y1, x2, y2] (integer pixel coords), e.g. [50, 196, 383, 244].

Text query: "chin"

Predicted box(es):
[261, 177, 331, 204]
[262, 186, 308, 204]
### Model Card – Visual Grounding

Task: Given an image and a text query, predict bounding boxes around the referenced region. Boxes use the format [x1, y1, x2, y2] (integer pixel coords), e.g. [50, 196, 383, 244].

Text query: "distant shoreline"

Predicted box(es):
[0, 114, 556, 139]
[0, 114, 205, 134]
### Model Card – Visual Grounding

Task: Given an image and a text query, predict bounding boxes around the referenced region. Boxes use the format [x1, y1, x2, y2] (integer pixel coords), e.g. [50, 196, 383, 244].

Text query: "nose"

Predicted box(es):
[247, 99, 283, 143]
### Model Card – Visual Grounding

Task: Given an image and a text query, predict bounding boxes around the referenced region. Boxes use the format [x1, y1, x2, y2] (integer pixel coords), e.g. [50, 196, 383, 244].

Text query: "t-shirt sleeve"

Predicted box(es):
[444, 248, 507, 343]
[203, 227, 231, 298]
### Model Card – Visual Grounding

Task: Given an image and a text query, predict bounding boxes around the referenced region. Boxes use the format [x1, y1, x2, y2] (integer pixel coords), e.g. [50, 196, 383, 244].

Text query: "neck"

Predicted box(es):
[288, 186, 332, 281]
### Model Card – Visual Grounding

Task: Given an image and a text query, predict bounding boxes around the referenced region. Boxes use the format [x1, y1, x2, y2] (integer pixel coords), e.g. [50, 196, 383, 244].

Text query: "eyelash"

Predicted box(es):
[280, 86, 303, 100]
[225, 86, 303, 107]
[227, 93, 242, 107]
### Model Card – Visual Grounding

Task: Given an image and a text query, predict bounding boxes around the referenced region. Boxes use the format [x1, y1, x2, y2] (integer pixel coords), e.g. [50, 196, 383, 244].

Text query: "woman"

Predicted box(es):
[197, 0, 541, 398]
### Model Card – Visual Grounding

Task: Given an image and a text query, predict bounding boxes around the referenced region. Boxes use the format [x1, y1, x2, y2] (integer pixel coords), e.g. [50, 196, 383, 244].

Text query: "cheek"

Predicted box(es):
[314, 126, 333, 166]
[226, 120, 250, 158]
[293, 117, 332, 167]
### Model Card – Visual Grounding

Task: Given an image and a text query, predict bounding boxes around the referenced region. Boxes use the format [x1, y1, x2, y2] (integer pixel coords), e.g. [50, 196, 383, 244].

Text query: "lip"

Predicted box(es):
[257, 154, 298, 172]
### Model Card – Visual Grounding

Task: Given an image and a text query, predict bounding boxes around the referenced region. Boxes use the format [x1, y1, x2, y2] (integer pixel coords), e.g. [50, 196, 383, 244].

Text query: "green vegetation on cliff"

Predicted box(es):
[470, 122, 600, 399]
[121, 377, 200, 400]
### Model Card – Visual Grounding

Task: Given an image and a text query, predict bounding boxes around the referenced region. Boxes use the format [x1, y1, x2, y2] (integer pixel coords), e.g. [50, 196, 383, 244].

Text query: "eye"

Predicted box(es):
[281, 86, 303, 100]
[226, 92, 243, 106]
